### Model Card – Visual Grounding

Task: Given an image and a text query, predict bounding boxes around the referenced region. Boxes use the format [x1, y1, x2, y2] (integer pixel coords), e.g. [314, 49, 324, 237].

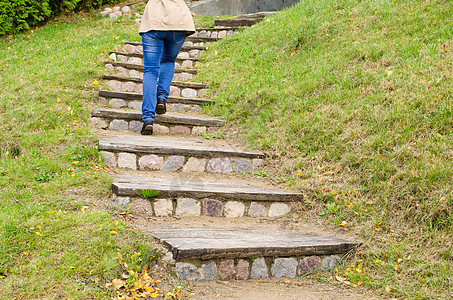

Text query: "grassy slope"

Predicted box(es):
[198, 0, 452, 298]
[0, 5, 172, 299]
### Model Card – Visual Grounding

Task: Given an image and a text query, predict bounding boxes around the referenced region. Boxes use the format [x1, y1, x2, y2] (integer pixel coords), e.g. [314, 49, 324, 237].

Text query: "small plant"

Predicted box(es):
[35, 172, 55, 182]
[202, 131, 225, 139]
[251, 170, 268, 178]
[319, 201, 340, 216]
[138, 189, 160, 199]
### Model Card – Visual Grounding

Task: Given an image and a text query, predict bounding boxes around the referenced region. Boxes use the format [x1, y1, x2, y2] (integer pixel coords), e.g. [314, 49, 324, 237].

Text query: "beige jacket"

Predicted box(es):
[139, 0, 195, 35]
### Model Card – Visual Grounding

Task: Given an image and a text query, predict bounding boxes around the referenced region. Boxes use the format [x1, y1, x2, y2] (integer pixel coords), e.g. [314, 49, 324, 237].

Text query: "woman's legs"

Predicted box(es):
[142, 31, 164, 123]
[156, 32, 186, 101]
[141, 31, 186, 133]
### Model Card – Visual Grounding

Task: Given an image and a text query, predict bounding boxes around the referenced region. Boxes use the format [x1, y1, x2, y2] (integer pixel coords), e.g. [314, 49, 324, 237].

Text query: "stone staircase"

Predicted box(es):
[90, 21, 360, 282]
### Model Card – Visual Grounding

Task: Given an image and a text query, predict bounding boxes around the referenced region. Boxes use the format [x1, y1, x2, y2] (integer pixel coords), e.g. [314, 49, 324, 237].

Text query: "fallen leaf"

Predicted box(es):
[92, 80, 99, 85]
[110, 230, 118, 235]
[35, 232, 43, 237]
[112, 278, 125, 289]
[284, 278, 291, 284]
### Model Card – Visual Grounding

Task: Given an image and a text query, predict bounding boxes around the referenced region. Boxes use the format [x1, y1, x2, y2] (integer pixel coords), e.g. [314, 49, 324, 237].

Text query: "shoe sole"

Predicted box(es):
[141, 124, 153, 135]
[156, 104, 166, 115]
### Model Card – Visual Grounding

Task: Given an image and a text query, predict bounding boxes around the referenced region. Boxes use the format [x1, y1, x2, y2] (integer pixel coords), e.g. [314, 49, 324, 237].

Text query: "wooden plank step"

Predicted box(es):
[98, 90, 214, 106]
[113, 174, 299, 202]
[124, 41, 206, 51]
[91, 108, 225, 127]
[109, 51, 201, 69]
[214, 19, 260, 27]
[152, 228, 360, 260]
[103, 61, 198, 75]
[126, 36, 219, 44]
[101, 75, 207, 89]
[112, 51, 199, 62]
[99, 135, 263, 158]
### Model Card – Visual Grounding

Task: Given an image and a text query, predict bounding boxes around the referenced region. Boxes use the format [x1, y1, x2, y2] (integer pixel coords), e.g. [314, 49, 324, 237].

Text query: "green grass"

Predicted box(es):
[0, 3, 173, 299]
[197, 0, 452, 298]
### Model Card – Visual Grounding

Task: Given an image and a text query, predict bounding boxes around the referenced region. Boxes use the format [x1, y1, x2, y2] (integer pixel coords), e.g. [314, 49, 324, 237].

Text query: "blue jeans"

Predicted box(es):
[141, 31, 186, 122]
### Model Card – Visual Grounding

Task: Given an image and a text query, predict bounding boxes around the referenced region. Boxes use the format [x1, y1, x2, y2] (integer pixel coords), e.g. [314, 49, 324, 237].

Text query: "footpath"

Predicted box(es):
[88, 12, 365, 297]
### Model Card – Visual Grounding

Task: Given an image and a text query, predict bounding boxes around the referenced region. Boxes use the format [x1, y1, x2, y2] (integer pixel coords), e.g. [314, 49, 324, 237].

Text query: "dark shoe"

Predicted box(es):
[156, 98, 166, 115]
[141, 120, 153, 135]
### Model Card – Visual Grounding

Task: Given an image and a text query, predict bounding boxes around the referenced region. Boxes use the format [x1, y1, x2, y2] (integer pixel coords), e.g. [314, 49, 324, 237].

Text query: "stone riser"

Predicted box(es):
[123, 43, 206, 60]
[173, 255, 341, 281]
[105, 79, 208, 98]
[114, 196, 293, 218]
[101, 151, 261, 174]
[111, 53, 200, 68]
[105, 63, 196, 82]
[89, 117, 221, 135]
[191, 29, 235, 38]
[99, 96, 202, 114]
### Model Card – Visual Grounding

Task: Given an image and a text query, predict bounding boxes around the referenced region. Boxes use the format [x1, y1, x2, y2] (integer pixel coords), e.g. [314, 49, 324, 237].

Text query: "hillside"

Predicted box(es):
[197, 0, 452, 297]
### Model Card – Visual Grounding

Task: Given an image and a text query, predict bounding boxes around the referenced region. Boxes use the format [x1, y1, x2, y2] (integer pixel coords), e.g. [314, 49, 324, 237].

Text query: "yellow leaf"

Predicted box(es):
[68, 266, 75, 269]
[284, 278, 291, 284]
[92, 80, 99, 85]
[357, 280, 363, 286]
[22, 252, 29, 256]
[393, 263, 398, 271]
[112, 278, 125, 289]
[131, 252, 140, 259]
[110, 230, 118, 235]
[35, 232, 43, 236]
[375, 259, 384, 264]
[385, 286, 396, 293]
[150, 293, 159, 298]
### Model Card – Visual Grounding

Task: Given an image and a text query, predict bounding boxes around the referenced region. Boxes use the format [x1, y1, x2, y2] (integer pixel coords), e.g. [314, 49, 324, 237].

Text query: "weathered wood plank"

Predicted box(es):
[103, 61, 198, 74]
[123, 42, 206, 51]
[101, 75, 208, 89]
[112, 174, 300, 201]
[92, 108, 225, 126]
[99, 135, 264, 158]
[98, 90, 214, 105]
[150, 229, 360, 260]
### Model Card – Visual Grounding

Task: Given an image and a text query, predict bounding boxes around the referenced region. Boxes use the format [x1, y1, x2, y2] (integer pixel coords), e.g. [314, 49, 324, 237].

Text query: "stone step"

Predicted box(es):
[113, 173, 297, 201]
[104, 60, 197, 75]
[122, 42, 206, 61]
[108, 51, 200, 68]
[214, 12, 277, 27]
[104, 61, 197, 82]
[101, 74, 208, 98]
[152, 228, 360, 281]
[112, 173, 303, 218]
[127, 35, 220, 45]
[90, 108, 225, 134]
[99, 135, 263, 173]
[98, 90, 214, 113]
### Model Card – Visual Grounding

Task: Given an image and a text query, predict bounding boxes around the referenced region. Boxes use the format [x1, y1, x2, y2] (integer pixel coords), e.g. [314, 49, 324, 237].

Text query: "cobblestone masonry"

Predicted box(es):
[99, 150, 257, 173]
[174, 255, 341, 281]
[120, 197, 294, 219]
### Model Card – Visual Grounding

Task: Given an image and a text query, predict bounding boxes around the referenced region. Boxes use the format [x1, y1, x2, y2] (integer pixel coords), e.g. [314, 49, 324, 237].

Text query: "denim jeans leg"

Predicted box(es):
[156, 32, 186, 100]
[142, 31, 164, 122]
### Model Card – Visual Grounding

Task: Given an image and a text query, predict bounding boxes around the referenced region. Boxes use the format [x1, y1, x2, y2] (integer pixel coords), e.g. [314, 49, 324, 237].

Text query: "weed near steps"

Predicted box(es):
[197, 0, 452, 298]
